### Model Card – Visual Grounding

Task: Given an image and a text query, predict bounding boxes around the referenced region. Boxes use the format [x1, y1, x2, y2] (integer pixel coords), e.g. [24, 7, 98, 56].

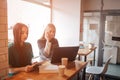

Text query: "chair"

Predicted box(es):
[86, 56, 112, 80]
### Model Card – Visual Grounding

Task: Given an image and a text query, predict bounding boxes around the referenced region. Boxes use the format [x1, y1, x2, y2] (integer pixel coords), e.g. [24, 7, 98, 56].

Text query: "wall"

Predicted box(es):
[105, 16, 120, 64]
[0, 0, 8, 79]
[83, 0, 120, 64]
[52, 0, 80, 46]
[0, 0, 81, 78]
[7, 0, 51, 57]
[83, 12, 100, 64]
[84, 0, 120, 11]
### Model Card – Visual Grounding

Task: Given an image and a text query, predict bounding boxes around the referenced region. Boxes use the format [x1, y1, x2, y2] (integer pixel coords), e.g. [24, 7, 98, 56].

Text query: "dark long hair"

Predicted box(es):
[13, 23, 28, 49]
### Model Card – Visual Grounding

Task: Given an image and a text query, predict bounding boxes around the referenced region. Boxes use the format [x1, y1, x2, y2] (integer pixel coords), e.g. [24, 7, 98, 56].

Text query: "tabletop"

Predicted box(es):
[78, 47, 97, 56]
[6, 61, 87, 80]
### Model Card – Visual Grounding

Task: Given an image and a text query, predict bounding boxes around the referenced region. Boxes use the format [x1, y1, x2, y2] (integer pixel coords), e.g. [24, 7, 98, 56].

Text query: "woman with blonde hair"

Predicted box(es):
[37, 23, 59, 60]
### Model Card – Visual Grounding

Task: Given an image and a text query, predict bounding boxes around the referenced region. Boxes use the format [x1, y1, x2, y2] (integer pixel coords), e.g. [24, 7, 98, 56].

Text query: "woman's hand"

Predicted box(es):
[25, 65, 34, 72]
[45, 32, 52, 42]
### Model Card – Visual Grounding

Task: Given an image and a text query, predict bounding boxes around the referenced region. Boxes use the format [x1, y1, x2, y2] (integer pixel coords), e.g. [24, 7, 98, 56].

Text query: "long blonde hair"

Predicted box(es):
[41, 23, 56, 39]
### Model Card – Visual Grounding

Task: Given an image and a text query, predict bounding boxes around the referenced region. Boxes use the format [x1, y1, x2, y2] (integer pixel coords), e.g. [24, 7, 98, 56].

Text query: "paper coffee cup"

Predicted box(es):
[58, 65, 65, 76]
[61, 58, 68, 67]
[88, 43, 94, 49]
[75, 60, 81, 70]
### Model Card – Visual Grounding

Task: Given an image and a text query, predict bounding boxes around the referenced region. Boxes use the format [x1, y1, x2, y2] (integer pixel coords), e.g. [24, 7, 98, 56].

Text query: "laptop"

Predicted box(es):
[51, 46, 79, 64]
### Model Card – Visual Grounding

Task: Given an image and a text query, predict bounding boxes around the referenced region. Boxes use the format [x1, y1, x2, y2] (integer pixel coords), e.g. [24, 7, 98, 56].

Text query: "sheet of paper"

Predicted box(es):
[39, 61, 58, 73]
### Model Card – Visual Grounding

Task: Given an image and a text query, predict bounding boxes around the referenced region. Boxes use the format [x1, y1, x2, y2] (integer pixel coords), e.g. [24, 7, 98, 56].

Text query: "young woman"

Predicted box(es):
[37, 23, 59, 60]
[8, 23, 34, 74]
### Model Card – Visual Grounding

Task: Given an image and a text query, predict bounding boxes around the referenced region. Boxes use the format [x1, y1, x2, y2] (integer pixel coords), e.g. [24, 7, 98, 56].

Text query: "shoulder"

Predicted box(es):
[25, 42, 31, 45]
[51, 38, 59, 44]
[52, 38, 58, 42]
[24, 42, 32, 47]
[8, 42, 14, 48]
[25, 42, 31, 44]
[37, 38, 46, 43]
[8, 43, 15, 53]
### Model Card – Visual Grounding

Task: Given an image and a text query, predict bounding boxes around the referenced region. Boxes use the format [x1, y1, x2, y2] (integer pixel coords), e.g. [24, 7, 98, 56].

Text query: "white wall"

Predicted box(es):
[7, 0, 50, 57]
[7, 0, 81, 56]
[52, 0, 81, 47]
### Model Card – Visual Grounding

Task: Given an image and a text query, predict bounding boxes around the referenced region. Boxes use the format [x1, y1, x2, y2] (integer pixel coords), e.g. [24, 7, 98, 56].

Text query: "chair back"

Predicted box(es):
[101, 56, 112, 74]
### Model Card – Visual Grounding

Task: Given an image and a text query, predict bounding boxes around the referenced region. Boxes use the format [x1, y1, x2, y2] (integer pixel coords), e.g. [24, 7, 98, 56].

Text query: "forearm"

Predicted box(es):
[44, 41, 51, 57]
[8, 67, 25, 74]
[9, 65, 34, 74]
[9, 67, 24, 74]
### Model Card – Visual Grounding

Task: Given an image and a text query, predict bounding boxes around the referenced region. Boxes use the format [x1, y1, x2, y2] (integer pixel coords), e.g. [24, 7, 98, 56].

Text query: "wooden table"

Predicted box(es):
[6, 61, 87, 80]
[78, 47, 97, 65]
[77, 47, 97, 80]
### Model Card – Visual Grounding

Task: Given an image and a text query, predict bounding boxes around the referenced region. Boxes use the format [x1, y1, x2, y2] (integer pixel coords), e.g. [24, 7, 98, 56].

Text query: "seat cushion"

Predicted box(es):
[86, 66, 104, 74]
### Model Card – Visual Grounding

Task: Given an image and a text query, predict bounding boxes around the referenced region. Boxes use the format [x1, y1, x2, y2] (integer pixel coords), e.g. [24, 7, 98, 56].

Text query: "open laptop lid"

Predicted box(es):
[51, 46, 79, 64]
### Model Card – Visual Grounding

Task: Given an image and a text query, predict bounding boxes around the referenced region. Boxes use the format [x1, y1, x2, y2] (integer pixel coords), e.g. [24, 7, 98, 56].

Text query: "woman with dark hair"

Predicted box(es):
[8, 23, 34, 74]
[37, 23, 59, 60]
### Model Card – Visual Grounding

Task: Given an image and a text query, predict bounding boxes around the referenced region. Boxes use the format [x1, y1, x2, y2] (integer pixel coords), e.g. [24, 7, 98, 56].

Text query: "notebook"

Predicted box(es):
[51, 46, 79, 64]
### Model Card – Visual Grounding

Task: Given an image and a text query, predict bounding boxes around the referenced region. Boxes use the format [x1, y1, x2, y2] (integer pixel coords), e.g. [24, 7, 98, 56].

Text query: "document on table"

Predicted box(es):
[39, 61, 58, 73]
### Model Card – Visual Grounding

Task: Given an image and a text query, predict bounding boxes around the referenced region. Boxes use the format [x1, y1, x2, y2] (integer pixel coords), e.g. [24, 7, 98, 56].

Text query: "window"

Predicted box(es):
[7, 0, 50, 57]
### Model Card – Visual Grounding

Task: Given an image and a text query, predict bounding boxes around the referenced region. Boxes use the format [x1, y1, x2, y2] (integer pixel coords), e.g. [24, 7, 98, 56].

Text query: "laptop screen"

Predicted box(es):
[51, 46, 79, 64]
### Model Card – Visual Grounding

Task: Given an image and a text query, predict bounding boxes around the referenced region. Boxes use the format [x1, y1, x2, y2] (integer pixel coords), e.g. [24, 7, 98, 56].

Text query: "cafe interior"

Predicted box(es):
[0, 0, 120, 80]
